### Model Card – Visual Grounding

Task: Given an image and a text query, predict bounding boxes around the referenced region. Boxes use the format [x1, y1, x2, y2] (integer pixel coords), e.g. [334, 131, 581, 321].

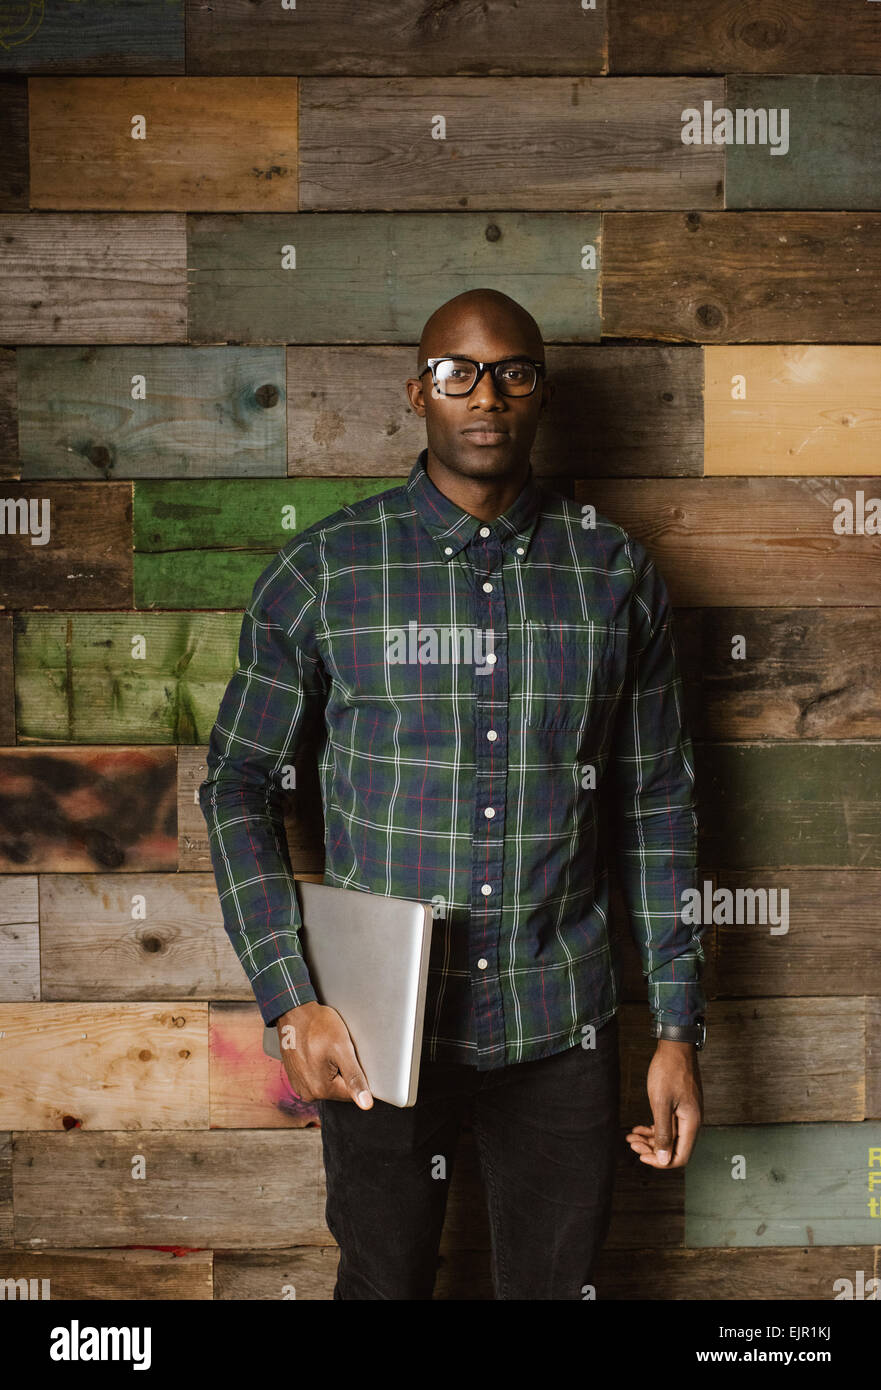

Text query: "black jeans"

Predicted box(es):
[316, 1014, 620, 1300]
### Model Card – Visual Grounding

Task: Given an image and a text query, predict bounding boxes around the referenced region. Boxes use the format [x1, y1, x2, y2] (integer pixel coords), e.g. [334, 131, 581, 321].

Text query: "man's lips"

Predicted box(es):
[462, 426, 510, 445]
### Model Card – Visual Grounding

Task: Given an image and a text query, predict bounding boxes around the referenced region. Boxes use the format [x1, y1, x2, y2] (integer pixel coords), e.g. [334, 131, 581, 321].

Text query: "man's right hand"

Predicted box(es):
[275, 1001, 373, 1108]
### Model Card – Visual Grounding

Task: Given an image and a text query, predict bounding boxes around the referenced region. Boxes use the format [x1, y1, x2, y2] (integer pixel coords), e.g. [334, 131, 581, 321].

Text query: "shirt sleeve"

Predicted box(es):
[608, 538, 706, 1030]
[198, 535, 329, 1027]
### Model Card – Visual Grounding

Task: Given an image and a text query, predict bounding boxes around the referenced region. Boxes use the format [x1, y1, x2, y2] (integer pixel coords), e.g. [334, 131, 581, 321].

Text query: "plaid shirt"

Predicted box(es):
[199, 448, 706, 1071]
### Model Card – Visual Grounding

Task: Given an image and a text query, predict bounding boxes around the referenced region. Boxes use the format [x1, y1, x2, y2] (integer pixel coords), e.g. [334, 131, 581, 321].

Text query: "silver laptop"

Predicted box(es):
[262, 881, 434, 1107]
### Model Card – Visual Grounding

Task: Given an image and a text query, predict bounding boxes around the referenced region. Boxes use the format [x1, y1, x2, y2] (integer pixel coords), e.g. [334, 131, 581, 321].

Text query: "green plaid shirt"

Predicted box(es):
[199, 449, 706, 1070]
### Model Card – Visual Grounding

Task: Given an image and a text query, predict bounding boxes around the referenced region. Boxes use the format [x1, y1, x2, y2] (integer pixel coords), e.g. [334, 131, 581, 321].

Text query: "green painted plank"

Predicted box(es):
[0, 0, 184, 74]
[686, 1124, 881, 1247]
[187, 213, 602, 345]
[726, 77, 881, 211]
[698, 743, 881, 869]
[18, 347, 286, 479]
[133, 476, 402, 608]
[14, 612, 242, 744]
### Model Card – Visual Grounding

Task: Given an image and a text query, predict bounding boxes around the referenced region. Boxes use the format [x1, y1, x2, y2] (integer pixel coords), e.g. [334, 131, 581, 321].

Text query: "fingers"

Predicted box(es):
[670, 1104, 701, 1166]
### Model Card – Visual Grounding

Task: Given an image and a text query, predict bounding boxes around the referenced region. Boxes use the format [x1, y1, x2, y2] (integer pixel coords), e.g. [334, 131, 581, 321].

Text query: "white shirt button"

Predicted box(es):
[481, 884, 492, 896]
[479, 526, 491, 537]
[482, 581, 493, 593]
[485, 652, 497, 664]
[487, 730, 497, 741]
[484, 806, 495, 818]
[444, 546, 453, 555]
[516, 546, 525, 555]
[477, 958, 488, 970]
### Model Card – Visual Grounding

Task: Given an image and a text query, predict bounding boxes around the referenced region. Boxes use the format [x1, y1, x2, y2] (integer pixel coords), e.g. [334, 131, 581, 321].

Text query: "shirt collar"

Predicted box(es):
[407, 447, 543, 561]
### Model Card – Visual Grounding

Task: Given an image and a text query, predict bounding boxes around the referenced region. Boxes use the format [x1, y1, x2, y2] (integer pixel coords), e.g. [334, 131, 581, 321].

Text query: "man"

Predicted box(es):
[199, 287, 707, 1300]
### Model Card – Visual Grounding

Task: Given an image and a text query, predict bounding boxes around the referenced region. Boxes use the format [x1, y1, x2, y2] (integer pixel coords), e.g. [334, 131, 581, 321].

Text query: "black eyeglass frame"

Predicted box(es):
[417, 356, 547, 398]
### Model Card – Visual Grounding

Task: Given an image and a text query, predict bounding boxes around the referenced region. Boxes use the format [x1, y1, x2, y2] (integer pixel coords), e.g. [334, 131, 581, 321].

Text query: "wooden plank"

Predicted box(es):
[210, 1002, 319, 1130]
[867, 998, 881, 1122]
[0, 1002, 209, 1130]
[0, 77, 28, 211]
[726, 78, 881, 212]
[0, 482, 132, 610]
[713, 871, 881, 998]
[0, 746, 177, 873]
[698, 743, 881, 870]
[214, 1247, 339, 1301]
[38, 872, 250, 1002]
[594, 1246, 879, 1300]
[178, 747, 325, 874]
[0, 347, 19, 480]
[12, 1130, 328, 1248]
[0, 0, 184, 74]
[286, 344, 702, 478]
[0, 614, 14, 742]
[602, 213, 881, 343]
[187, 0, 608, 77]
[17, 347, 286, 480]
[0, 214, 186, 344]
[620, 999, 865, 1126]
[0, 1248, 212, 1299]
[679, 608, 881, 741]
[132, 476, 402, 608]
[608, 1, 881, 76]
[0, 1132, 11, 1247]
[29, 78, 297, 212]
[188, 212, 602, 346]
[299, 78, 723, 212]
[574, 477, 881, 607]
[14, 612, 241, 744]
[0, 874, 39, 1001]
[705, 346, 881, 477]
[685, 1123, 881, 1247]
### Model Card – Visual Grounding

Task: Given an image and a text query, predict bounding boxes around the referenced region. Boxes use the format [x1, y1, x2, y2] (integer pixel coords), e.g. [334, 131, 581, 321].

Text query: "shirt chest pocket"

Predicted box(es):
[523, 622, 623, 732]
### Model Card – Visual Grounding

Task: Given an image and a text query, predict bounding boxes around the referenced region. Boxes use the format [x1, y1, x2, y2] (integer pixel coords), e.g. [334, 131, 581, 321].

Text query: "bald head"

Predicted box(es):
[417, 288, 544, 368]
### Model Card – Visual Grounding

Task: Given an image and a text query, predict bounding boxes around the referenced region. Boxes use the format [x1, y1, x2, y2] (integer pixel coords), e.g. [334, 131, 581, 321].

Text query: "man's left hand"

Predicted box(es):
[625, 1039, 703, 1169]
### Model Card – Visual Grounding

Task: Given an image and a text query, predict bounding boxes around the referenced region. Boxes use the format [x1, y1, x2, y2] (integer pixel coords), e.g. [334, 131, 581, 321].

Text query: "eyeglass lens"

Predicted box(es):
[433, 358, 537, 396]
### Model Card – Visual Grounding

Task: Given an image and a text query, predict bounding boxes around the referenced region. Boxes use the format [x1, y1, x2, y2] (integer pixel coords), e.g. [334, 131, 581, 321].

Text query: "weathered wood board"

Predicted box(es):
[0, 214, 186, 344]
[0, 481, 133, 611]
[29, 78, 298, 211]
[38, 871, 250, 1002]
[186, 0, 608, 77]
[209, 1001, 319, 1130]
[187, 212, 601, 345]
[14, 612, 241, 744]
[17, 347, 287, 479]
[0, 77, 28, 210]
[284, 344, 702, 478]
[697, 743, 881, 869]
[676, 608, 881, 741]
[712, 870, 881, 999]
[132, 476, 403, 608]
[12, 1130, 329, 1248]
[0, 1132, 11, 1247]
[704, 346, 881, 477]
[0, 1248, 212, 1300]
[575, 477, 881, 607]
[602, 213, 881, 343]
[619, 999, 866, 1127]
[0, 0, 184, 74]
[0, 1002, 209, 1130]
[299, 78, 723, 211]
[594, 1245, 880, 1300]
[0, 347, 18, 478]
[0, 746, 177, 873]
[0, 873, 39, 1001]
[608, 1, 881, 75]
[0, 613, 14, 742]
[685, 1123, 881, 1247]
[725, 77, 881, 211]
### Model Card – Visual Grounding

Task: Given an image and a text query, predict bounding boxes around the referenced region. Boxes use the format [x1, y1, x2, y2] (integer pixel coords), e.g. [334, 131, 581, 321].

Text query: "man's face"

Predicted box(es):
[405, 316, 552, 481]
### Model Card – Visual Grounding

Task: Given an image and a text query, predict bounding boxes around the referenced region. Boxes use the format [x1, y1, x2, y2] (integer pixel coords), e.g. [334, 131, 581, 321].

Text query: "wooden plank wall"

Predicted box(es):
[0, 0, 879, 1302]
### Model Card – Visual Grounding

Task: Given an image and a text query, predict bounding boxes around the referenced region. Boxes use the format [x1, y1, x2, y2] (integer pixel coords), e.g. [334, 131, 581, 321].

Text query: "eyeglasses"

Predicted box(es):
[417, 356, 546, 398]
